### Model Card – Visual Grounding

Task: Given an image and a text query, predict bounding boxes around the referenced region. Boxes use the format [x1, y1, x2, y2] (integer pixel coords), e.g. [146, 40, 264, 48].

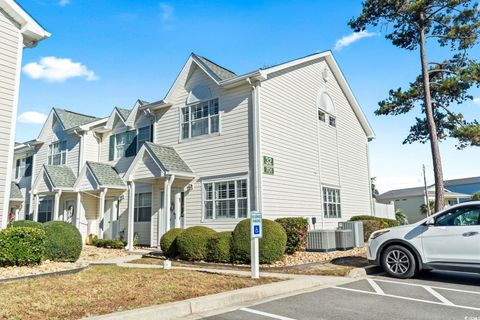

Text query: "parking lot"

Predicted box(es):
[205, 271, 480, 320]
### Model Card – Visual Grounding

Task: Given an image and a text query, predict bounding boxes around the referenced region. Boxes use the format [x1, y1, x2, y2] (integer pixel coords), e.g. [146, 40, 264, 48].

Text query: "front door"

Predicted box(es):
[103, 198, 117, 240]
[421, 205, 480, 264]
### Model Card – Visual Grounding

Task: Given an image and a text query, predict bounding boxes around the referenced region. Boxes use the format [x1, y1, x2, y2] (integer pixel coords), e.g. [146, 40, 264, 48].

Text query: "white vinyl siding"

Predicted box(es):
[0, 11, 22, 227]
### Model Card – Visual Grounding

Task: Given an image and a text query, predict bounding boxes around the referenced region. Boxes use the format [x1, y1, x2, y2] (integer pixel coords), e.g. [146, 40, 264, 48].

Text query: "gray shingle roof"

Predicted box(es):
[44, 165, 77, 188]
[54, 108, 100, 130]
[10, 182, 23, 200]
[116, 107, 132, 121]
[377, 186, 471, 201]
[443, 176, 480, 187]
[193, 54, 236, 81]
[145, 142, 192, 173]
[87, 162, 125, 187]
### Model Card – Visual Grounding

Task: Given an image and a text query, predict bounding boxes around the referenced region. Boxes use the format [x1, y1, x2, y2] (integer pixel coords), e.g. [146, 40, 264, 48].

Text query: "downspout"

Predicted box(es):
[248, 78, 263, 213]
[92, 131, 102, 162]
[73, 129, 84, 176]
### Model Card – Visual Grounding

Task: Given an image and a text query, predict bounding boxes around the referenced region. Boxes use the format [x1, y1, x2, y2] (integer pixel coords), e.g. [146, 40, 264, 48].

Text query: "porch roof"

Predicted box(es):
[44, 165, 77, 189]
[86, 162, 125, 187]
[144, 142, 192, 174]
[9, 182, 23, 201]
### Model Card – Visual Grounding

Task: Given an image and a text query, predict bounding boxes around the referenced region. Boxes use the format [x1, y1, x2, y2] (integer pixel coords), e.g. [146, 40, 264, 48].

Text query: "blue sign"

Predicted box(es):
[251, 211, 263, 239]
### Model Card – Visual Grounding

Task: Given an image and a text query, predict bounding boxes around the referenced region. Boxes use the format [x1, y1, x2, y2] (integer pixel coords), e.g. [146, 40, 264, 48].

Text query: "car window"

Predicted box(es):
[435, 206, 480, 226]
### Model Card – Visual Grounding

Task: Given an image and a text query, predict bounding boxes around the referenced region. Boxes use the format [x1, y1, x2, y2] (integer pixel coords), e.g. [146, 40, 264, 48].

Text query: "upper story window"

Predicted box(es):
[323, 187, 341, 218]
[108, 125, 153, 161]
[48, 141, 67, 166]
[317, 91, 336, 128]
[181, 98, 219, 140]
[203, 178, 247, 220]
[15, 156, 33, 179]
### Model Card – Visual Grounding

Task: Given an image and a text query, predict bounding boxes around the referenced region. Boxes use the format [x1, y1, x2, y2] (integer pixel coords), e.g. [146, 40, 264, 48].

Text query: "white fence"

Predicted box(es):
[373, 200, 395, 220]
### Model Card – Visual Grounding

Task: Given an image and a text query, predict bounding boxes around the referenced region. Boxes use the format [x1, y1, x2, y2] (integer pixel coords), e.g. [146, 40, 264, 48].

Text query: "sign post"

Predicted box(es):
[250, 211, 262, 279]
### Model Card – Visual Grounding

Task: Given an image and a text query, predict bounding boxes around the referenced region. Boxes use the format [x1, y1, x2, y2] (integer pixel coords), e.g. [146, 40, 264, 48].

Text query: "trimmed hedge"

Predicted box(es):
[92, 238, 125, 249]
[231, 219, 287, 264]
[8, 220, 44, 230]
[207, 232, 232, 263]
[350, 215, 398, 241]
[43, 221, 82, 262]
[176, 226, 216, 261]
[275, 217, 308, 254]
[160, 228, 183, 258]
[0, 227, 45, 266]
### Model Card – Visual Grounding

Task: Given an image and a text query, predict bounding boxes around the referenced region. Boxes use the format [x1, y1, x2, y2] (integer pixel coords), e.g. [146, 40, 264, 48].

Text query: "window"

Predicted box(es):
[15, 156, 32, 178]
[329, 116, 336, 127]
[181, 98, 219, 139]
[318, 110, 326, 122]
[135, 193, 152, 222]
[323, 187, 341, 218]
[48, 141, 67, 165]
[435, 206, 480, 226]
[38, 198, 53, 223]
[108, 126, 153, 161]
[137, 126, 152, 149]
[204, 178, 247, 220]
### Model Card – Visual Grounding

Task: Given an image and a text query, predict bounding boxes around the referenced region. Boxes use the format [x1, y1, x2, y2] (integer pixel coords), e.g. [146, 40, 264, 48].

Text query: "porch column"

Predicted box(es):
[98, 188, 107, 239]
[75, 192, 82, 229]
[53, 190, 62, 220]
[127, 182, 135, 251]
[164, 175, 175, 233]
[33, 194, 39, 221]
[14, 208, 20, 221]
[174, 191, 181, 228]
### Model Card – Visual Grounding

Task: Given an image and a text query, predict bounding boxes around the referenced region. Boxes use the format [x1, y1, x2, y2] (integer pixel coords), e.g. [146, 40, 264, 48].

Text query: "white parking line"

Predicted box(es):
[239, 307, 297, 320]
[367, 278, 385, 295]
[370, 278, 480, 295]
[333, 286, 480, 311]
[423, 286, 454, 306]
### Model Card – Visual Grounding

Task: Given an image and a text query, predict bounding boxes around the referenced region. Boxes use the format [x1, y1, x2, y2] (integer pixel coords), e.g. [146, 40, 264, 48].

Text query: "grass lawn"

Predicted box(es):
[0, 266, 278, 320]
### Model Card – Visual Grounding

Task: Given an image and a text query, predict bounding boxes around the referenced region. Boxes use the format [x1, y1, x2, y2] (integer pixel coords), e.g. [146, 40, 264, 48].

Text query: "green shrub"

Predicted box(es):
[275, 217, 308, 254]
[0, 227, 45, 266]
[350, 215, 398, 241]
[43, 221, 82, 262]
[231, 219, 287, 264]
[92, 238, 125, 249]
[176, 226, 216, 261]
[8, 220, 44, 230]
[160, 228, 183, 258]
[207, 232, 232, 263]
[472, 192, 480, 200]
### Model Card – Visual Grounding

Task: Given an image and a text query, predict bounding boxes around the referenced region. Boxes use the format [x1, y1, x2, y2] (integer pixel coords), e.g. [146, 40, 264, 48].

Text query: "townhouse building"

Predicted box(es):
[9, 51, 375, 249]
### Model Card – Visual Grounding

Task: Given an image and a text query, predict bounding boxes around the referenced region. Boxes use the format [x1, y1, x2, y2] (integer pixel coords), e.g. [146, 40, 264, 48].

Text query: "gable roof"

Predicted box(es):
[193, 53, 237, 81]
[104, 99, 149, 130]
[377, 186, 471, 201]
[443, 176, 480, 187]
[86, 162, 125, 188]
[146, 51, 375, 139]
[9, 182, 23, 201]
[145, 142, 192, 173]
[53, 108, 100, 130]
[44, 165, 77, 189]
[116, 107, 132, 121]
[0, 0, 50, 45]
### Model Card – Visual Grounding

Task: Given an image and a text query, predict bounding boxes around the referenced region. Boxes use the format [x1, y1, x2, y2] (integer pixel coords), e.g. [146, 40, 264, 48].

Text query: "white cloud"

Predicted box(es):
[473, 97, 480, 105]
[58, 0, 70, 6]
[22, 56, 97, 82]
[18, 111, 48, 124]
[159, 3, 174, 21]
[334, 30, 375, 51]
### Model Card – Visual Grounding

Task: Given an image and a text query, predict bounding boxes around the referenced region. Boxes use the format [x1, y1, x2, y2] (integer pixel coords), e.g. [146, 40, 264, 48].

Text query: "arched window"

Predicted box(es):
[317, 91, 336, 127]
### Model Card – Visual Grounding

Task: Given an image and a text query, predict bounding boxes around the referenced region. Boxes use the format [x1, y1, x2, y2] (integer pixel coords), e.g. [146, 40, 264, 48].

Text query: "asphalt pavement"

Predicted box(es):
[203, 270, 480, 320]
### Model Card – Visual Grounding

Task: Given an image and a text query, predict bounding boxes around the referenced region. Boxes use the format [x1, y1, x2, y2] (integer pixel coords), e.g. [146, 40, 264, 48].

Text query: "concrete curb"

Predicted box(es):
[85, 276, 351, 320]
[0, 265, 88, 283]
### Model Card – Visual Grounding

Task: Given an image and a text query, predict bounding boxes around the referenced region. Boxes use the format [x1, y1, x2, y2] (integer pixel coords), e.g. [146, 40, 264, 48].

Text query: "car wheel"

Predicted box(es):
[381, 245, 416, 279]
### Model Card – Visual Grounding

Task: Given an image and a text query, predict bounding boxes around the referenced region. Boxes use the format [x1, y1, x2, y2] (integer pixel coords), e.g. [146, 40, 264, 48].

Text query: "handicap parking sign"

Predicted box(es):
[250, 211, 263, 239]
[254, 225, 260, 235]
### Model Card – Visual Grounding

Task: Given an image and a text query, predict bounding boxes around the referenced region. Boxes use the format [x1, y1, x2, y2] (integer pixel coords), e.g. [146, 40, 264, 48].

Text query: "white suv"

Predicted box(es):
[368, 201, 480, 278]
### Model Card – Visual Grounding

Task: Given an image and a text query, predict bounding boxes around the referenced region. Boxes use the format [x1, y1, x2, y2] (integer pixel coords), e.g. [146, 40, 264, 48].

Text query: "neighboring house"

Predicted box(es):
[376, 185, 471, 223]
[443, 176, 480, 196]
[11, 51, 375, 249]
[0, 0, 49, 228]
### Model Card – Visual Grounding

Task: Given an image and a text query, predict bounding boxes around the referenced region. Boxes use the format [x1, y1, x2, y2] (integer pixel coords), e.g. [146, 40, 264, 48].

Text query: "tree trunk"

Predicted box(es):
[419, 17, 445, 213]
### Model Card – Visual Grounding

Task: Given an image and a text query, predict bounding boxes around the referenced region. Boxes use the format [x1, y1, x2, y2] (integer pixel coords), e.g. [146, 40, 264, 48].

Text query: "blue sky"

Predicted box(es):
[16, 0, 480, 192]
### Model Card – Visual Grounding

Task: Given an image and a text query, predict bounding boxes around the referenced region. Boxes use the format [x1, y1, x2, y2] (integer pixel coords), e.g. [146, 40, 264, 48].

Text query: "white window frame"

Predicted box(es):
[317, 91, 337, 128]
[134, 192, 152, 222]
[38, 198, 53, 223]
[322, 186, 341, 218]
[48, 141, 67, 166]
[137, 125, 151, 150]
[180, 98, 220, 141]
[202, 176, 248, 221]
[114, 132, 127, 160]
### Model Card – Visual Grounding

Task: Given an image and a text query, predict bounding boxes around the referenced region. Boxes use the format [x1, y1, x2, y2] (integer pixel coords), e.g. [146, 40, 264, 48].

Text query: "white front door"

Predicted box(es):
[421, 205, 480, 263]
[104, 198, 117, 240]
